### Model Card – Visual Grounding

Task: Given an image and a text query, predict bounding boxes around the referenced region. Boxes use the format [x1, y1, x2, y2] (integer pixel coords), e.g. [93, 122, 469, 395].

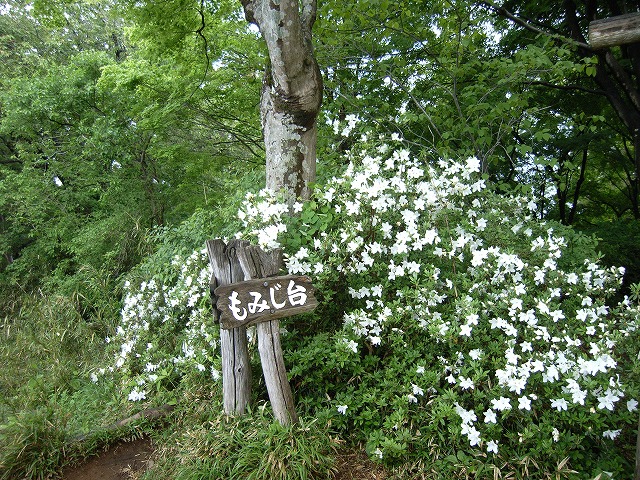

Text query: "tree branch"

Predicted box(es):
[530, 80, 603, 95]
[239, 0, 257, 24]
[603, 49, 640, 113]
[480, 0, 593, 51]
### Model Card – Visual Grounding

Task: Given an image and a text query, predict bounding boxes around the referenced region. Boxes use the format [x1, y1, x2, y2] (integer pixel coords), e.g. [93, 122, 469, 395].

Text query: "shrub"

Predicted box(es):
[239, 139, 640, 478]
[108, 137, 640, 478]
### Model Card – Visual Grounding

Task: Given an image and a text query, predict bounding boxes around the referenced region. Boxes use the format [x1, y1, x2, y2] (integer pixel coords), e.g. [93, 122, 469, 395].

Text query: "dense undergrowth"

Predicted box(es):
[2, 139, 640, 479]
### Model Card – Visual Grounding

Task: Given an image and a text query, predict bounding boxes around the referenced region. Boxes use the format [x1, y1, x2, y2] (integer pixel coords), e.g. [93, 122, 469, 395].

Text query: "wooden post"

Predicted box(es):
[235, 243, 299, 426]
[206, 239, 252, 416]
[208, 239, 317, 425]
[589, 12, 640, 49]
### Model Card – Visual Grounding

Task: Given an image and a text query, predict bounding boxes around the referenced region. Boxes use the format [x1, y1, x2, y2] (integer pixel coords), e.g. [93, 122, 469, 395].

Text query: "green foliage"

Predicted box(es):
[237, 138, 640, 478]
[0, 406, 69, 480]
[0, 289, 143, 480]
[1, 293, 104, 414]
[143, 383, 336, 480]
[99, 134, 640, 479]
[582, 218, 640, 293]
[3, 1, 640, 479]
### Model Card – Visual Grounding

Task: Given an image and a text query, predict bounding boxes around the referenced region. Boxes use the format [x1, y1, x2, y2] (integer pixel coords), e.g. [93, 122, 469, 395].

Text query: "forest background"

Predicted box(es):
[2, 0, 640, 478]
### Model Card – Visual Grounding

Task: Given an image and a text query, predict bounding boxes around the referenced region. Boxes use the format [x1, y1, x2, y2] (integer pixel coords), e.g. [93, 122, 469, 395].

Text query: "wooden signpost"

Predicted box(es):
[215, 275, 318, 329]
[206, 238, 317, 425]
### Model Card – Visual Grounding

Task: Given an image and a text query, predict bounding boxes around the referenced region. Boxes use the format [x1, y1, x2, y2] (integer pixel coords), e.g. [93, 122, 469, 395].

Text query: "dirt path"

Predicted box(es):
[62, 437, 154, 480]
[61, 437, 387, 480]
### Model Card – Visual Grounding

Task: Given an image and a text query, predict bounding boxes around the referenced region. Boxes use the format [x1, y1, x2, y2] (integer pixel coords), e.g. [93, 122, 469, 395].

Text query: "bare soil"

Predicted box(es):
[62, 437, 154, 480]
[61, 437, 387, 480]
[332, 449, 388, 479]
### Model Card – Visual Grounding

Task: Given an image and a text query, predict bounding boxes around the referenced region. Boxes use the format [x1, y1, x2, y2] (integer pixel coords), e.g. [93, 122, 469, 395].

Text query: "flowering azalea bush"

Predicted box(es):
[238, 139, 640, 477]
[104, 137, 640, 478]
[99, 247, 221, 402]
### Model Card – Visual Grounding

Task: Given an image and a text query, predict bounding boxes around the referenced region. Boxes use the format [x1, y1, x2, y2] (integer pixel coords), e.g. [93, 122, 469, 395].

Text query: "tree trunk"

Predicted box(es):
[589, 12, 640, 50]
[240, 0, 323, 203]
[238, 0, 322, 425]
[633, 128, 640, 218]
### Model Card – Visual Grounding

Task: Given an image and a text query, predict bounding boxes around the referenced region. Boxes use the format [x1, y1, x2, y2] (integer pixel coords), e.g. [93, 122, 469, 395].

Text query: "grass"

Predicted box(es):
[0, 289, 339, 480]
[0, 290, 136, 479]
[142, 383, 339, 480]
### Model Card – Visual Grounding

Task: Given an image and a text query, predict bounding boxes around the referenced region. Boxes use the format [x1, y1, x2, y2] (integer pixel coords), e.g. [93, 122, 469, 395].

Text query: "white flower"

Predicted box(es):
[602, 429, 621, 440]
[466, 157, 481, 173]
[570, 388, 587, 405]
[518, 395, 532, 411]
[491, 397, 511, 411]
[566, 272, 579, 284]
[484, 409, 497, 424]
[551, 398, 568, 411]
[128, 388, 147, 402]
[597, 389, 622, 411]
[412, 383, 424, 396]
[464, 425, 481, 446]
[416, 366, 425, 374]
[627, 399, 638, 412]
[550, 310, 565, 322]
[459, 376, 474, 390]
[552, 428, 560, 442]
[514, 284, 526, 295]
[469, 349, 483, 360]
[455, 404, 477, 424]
[487, 440, 498, 454]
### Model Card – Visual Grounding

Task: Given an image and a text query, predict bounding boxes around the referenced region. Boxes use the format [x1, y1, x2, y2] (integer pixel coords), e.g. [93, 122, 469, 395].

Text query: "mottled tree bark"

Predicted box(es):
[240, 0, 323, 202]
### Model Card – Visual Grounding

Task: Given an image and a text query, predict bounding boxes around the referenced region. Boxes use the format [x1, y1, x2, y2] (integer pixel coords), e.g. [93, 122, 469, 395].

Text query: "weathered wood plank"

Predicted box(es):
[214, 275, 318, 329]
[257, 319, 297, 425]
[589, 12, 640, 49]
[235, 242, 299, 425]
[206, 239, 252, 416]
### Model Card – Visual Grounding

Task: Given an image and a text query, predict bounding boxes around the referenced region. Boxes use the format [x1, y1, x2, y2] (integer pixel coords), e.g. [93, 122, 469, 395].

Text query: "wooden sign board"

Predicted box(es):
[214, 274, 318, 329]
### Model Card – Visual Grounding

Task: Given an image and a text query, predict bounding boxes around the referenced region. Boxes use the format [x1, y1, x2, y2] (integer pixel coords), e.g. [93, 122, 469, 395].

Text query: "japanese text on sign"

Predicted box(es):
[228, 279, 307, 321]
[214, 275, 318, 329]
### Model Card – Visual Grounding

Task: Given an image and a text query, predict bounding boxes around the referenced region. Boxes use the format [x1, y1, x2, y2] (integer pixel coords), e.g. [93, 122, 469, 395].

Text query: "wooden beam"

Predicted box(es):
[589, 12, 640, 49]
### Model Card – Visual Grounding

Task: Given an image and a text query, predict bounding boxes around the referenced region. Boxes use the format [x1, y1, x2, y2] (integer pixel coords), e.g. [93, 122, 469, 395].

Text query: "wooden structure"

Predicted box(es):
[589, 12, 640, 49]
[206, 238, 317, 426]
[207, 239, 252, 417]
[215, 275, 317, 329]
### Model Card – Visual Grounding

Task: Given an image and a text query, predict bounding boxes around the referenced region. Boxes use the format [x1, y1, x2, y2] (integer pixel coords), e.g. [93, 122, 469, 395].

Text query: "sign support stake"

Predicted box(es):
[236, 244, 298, 425]
[207, 239, 316, 425]
[206, 239, 252, 416]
